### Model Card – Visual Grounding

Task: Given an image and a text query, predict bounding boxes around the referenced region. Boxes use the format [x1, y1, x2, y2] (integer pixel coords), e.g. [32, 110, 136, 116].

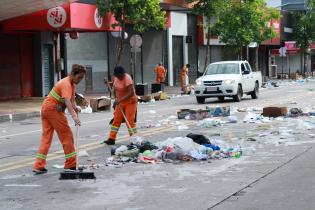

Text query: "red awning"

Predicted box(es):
[2, 3, 120, 33]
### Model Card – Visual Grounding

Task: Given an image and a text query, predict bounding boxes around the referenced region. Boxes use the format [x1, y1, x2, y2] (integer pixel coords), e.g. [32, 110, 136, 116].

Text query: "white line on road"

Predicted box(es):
[0, 118, 111, 139]
[4, 184, 41, 187]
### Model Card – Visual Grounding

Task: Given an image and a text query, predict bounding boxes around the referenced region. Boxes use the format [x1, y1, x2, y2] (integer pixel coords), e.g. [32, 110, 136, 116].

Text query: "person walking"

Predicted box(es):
[180, 64, 190, 94]
[154, 62, 166, 84]
[104, 66, 138, 145]
[33, 64, 86, 174]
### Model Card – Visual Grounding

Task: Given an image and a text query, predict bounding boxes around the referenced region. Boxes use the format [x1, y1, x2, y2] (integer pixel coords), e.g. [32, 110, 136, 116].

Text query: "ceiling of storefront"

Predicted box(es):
[0, 0, 76, 21]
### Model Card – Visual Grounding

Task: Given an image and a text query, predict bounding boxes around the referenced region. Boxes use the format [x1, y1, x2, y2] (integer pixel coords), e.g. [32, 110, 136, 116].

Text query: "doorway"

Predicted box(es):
[172, 36, 184, 86]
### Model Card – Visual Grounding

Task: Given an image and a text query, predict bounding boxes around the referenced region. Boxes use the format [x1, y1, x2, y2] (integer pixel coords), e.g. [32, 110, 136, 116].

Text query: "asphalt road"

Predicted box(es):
[1, 80, 315, 210]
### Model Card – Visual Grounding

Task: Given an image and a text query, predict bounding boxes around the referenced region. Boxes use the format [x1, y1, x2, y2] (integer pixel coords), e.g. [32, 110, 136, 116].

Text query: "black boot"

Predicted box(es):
[33, 168, 48, 175]
[104, 138, 115, 145]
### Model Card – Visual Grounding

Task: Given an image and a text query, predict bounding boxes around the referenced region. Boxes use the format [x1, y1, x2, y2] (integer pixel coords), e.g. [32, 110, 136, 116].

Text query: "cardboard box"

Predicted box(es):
[138, 95, 152, 102]
[206, 106, 230, 117]
[90, 97, 111, 112]
[152, 91, 169, 100]
[262, 107, 288, 117]
[289, 73, 299, 80]
[75, 93, 89, 107]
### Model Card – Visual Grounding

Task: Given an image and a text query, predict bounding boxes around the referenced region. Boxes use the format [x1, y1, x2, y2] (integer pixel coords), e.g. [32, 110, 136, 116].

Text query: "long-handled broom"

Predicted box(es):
[117, 104, 136, 138]
[105, 82, 137, 139]
[59, 122, 96, 180]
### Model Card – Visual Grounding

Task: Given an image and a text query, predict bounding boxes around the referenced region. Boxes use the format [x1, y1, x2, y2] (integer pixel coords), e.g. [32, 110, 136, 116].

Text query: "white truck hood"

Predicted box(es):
[199, 74, 239, 81]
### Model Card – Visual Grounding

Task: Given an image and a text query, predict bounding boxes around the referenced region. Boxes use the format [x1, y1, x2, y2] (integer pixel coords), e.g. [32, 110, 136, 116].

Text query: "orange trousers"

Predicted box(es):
[33, 102, 76, 170]
[180, 75, 185, 90]
[156, 76, 165, 84]
[109, 98, 137, 140]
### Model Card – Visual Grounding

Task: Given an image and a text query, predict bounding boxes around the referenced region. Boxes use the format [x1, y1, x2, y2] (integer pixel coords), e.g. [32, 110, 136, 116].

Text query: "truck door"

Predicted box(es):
[245, 62, 255, 91]
[241, 63, 251, 92]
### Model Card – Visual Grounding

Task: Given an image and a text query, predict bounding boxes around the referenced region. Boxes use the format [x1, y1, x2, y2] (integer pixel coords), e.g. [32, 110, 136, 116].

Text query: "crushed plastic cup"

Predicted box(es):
[228, 116, 238, 123]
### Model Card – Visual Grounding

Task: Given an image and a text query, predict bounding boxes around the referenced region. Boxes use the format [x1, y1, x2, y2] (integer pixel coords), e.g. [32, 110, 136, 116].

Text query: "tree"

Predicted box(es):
[292, 0, 315, 73]
[213, 0, 279, 59]
[186, 0, 227, 72]
[96, 0, 166, 65]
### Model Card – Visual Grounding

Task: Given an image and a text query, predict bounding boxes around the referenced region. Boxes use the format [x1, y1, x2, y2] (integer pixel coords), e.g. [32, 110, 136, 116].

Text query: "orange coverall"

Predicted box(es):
[33, 76, 76, 170]
[155, 66, 166, 84]
[109, 74, 138, 141]
[180, 66, 188, 90]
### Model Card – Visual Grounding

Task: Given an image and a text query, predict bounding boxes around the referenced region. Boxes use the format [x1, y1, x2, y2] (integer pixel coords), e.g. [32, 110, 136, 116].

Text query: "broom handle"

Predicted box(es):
[75, 124, 79, 170]
[118, 104, 135, 135]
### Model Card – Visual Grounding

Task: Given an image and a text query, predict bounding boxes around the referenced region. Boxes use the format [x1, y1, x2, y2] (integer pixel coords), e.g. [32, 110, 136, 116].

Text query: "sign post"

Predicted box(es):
[130, 34, 142, 82]
[279, 47, 286, 79]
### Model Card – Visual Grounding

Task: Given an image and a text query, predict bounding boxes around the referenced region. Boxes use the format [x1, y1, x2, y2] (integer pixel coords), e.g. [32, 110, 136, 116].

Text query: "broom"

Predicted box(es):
[105, 81, 137, 136]
[117, 104, 136, 137]
[59, 121, 96, 180]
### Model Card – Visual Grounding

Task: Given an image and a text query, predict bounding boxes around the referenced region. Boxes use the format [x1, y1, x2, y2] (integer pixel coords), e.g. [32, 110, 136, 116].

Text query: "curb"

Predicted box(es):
[0, 111, 41, 123]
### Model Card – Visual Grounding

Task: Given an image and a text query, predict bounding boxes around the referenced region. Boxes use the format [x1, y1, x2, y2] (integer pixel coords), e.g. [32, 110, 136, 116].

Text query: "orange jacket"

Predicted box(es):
[155, 66, 166, 77]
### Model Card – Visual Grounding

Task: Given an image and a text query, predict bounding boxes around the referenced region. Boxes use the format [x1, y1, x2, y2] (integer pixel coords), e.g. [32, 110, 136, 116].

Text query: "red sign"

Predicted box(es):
[2, 3, 120, 33]
[261, 18, 281, 45]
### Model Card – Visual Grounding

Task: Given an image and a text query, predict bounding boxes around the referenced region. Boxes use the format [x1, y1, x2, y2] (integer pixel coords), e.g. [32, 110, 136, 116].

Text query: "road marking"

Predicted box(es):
[4, 184, 41, 187]
[0, 117, 112, 139]
[0, 121, 194, 173]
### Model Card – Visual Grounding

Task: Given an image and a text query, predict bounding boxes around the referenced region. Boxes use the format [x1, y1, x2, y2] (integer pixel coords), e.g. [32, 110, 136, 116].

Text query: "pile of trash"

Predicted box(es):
[105, 133, 242, 167]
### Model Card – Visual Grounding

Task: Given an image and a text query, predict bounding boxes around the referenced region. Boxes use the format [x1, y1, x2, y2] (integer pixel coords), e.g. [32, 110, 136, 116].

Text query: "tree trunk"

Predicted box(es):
[203, 27, 211, 72]
[115, 27, 125, 66]
[304, 51, 307, 74]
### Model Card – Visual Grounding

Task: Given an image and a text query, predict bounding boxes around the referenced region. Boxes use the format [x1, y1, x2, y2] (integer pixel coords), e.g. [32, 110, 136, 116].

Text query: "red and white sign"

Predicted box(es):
[47, 7, 67, 28]
[261, 18, 281, 45]
[2, 3, 120, 33]
[94, 8, 103, 28]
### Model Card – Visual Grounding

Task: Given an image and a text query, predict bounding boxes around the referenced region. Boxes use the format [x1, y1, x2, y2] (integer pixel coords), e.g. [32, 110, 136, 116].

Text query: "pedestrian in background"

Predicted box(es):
[104, 66, 138, 145]
[180, 64, 190, 94]
[33, 64, 86, 174]
[154, 62, 166, 84]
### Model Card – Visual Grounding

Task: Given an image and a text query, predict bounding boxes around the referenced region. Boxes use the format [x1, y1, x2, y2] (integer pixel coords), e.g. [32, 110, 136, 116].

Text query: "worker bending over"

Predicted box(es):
[104, 66, 138, 145]
[33, 64, 85, 174]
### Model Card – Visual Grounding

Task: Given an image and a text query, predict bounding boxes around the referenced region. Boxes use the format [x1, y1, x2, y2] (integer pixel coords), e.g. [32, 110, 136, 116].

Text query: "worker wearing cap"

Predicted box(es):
[33, 64, 86, 174]
[180, 64, 190, 93]
[154, 62, 166, 84]
[104, 66, 138, 145]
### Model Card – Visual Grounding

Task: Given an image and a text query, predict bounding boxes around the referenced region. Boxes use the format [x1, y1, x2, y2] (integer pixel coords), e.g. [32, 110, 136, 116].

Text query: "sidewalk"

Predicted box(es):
[0, 86, 182, 123]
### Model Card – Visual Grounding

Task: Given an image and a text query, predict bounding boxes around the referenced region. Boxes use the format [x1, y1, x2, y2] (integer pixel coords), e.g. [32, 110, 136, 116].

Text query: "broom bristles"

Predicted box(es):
[59, 171, 96, 180]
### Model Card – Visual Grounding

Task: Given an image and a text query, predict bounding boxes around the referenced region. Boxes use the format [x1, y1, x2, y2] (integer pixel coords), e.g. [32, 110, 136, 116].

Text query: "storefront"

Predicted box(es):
[1, 2, 119, 97]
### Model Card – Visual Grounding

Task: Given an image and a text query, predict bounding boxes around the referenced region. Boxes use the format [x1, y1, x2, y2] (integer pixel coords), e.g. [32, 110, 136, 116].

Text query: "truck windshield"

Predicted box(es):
[205, 63, 239, 75]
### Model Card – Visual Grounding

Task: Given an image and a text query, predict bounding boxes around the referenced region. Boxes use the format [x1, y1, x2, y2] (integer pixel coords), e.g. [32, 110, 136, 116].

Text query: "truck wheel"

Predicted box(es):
[196, 96, 205, 104]
[251, 82, 259, 99]
[233, 85, 242, 102]
[218, 96, 225, 102]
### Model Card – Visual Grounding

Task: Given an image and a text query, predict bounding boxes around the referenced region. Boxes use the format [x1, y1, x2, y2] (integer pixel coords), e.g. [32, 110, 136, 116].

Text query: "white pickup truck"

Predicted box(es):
[194, 61, 262, 104]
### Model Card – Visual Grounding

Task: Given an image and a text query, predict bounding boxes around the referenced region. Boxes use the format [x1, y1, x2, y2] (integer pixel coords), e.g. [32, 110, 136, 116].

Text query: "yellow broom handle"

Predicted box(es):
[117, 104, 135, 135]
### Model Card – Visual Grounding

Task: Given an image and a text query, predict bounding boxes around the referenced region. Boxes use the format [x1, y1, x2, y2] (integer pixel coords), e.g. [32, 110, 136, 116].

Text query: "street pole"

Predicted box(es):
[288, 54, 291, 79]
[134, 47, 136, 82]
[106, 32, 111, 81]
[281, 55, 284, 80]
[140, 34, 144, 84]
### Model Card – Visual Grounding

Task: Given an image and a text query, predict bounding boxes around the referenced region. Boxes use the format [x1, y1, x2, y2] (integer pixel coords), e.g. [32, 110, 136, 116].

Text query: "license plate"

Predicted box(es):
[206, 87, 217, 92]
